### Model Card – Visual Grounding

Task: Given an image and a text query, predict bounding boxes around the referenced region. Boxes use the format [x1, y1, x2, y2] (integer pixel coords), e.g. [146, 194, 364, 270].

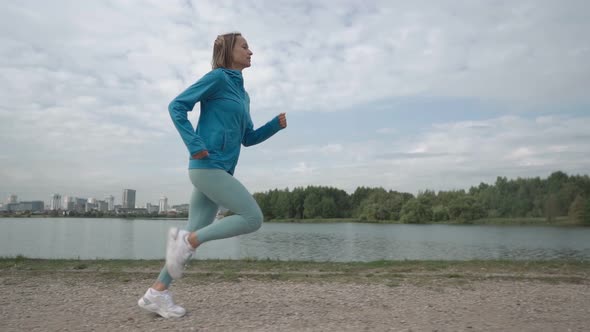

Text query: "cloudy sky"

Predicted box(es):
[1, 0, 589, 207]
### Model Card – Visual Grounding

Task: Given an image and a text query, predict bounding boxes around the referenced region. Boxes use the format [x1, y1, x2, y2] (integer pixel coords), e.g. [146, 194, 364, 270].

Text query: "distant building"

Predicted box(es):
[172, 204, 189, 213]
[159, 196, 168, 213]
[122, 189, 136, 209]
[97, 200, 108, 212]
[63, 196, 75, 211]
[146, 203, 159, 214]
[7, 194, 17, 204]
[85, 202, 98, 212]
[50, 193, 62, 210]
[105, 195, 115, 211]
[74, 198, 87, 212]
[7, 201, 44, 212]
[115, 207, 148, 215]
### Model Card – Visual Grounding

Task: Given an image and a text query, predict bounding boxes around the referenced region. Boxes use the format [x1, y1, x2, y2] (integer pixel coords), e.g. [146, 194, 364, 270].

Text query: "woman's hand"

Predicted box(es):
[278, 113, 287, 128]
[192, 150, 209, 159]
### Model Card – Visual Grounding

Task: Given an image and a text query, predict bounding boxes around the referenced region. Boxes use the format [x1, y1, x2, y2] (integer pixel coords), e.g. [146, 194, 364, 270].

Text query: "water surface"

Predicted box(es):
[1, 218, 589, 261]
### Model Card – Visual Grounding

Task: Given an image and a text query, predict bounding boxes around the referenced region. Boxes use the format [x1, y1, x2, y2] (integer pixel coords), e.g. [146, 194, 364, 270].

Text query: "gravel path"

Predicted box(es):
[1, 271, 589, 331]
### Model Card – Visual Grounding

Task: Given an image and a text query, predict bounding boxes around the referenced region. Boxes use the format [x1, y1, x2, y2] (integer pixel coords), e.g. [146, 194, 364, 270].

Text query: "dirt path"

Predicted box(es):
[1, 270, 589, 332]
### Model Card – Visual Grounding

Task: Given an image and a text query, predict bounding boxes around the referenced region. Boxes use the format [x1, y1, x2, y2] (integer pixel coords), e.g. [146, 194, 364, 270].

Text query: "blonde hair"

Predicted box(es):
[212, 32, 241, 69]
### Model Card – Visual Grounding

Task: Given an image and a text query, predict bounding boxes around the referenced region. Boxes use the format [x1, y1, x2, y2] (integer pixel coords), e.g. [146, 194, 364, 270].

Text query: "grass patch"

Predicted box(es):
[1, 257, 588, 285]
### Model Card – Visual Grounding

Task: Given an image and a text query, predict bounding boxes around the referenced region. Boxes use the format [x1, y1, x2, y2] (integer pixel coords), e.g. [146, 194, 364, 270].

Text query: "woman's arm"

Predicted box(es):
[242, 112, 287, 147]
[168, 70, 222, 157]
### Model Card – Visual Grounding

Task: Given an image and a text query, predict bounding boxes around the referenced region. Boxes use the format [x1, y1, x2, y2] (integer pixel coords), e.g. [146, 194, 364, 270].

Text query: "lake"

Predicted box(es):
[1, 218, 589, 261]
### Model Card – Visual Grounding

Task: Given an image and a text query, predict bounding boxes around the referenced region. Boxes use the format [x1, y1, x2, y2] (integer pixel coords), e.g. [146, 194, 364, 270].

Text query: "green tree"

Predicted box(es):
[303, 191, 322, 219]
[400, 198, 432, 224]
[545, 194, 559, 222]
[432, 205, 449, 222]
[357, 190, 408, 221]
[272, 189, 292, 219]
[568, 195, 590, 225]
[248, 171, 589, 224]
[291, 187, 306, 219]
[320, 196, 337, 217]
[253, 192, 272, 219]
[448, 195, 485, 223]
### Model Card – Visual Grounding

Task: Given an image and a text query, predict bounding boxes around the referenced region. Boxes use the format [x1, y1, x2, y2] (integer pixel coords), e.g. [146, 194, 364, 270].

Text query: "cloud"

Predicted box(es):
[1, 1, 589, 205]
[376, 128, 396, 135]
[239, 114, 590, 194]
[291, 162, 314, 175]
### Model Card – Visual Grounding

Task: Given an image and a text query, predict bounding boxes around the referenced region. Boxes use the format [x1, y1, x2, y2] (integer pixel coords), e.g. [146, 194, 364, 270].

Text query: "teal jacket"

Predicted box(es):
[169, 68, 283, 175]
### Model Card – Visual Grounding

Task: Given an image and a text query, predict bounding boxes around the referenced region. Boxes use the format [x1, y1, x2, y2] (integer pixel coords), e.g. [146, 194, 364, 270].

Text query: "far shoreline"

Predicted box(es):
[0, 215, 584, 226]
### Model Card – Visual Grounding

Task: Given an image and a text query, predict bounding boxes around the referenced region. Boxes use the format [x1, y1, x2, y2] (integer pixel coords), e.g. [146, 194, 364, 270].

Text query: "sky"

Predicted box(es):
[1, 0, 589, 207]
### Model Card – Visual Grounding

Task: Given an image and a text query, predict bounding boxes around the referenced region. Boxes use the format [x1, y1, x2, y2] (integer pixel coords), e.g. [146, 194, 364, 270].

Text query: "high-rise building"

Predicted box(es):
[159, 196, 168, 213]
[122, 189, 136, 209]
[50, 193, 62, 210]
[63, 196, 75, 211]
[97, 200, 109, 212]
[7, 194, 17, 204]
[75, 198, 87, 212]
[105, 195, 115, 211]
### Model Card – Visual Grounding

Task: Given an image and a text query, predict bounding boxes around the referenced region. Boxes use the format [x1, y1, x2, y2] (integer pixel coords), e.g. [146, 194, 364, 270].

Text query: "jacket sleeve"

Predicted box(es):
[242, 112, 284, 147]
[168, 70, 221, 155]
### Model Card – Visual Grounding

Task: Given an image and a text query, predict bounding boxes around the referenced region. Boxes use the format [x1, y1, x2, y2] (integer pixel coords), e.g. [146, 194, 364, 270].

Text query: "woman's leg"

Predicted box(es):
[188, 168, 263, 244]
[139, 180, 219, 318]
[165, 168, 264, 281]
[154, 187, 218, 289]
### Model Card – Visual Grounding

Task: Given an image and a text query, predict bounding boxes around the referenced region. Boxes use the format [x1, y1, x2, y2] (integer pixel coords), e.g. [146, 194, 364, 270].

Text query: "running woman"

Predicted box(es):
[138, 32, 287, 318]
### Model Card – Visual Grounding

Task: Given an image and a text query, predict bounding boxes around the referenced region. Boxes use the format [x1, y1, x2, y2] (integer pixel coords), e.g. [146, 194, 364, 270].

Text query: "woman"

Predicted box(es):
[138, 32, 287, 318]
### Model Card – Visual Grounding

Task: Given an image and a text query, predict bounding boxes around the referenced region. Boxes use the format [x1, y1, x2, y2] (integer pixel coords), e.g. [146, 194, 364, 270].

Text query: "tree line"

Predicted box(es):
[252, 171, 590, 224]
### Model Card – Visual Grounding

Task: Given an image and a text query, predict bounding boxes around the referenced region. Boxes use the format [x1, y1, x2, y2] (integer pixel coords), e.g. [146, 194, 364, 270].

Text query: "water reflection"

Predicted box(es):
[1, 218, 589, 261]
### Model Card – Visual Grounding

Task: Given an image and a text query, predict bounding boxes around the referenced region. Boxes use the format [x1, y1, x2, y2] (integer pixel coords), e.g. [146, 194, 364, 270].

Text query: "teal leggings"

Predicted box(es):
[157, 168, 263, 286]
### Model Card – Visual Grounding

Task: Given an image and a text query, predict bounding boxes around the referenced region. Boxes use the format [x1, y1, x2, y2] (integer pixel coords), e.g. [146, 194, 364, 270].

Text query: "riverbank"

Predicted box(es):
[1, 259, 589, 331]
[2, 215, 584, 226]
[268, 216, 581, 226]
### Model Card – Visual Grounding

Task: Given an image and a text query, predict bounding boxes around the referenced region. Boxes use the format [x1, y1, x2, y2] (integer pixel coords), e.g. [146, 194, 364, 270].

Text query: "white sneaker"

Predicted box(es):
[165, 227, 195, 280]
[137, 288, 186, 318]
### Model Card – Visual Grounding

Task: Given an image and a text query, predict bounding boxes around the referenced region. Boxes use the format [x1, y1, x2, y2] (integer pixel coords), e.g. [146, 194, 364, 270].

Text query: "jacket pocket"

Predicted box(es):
[206, 131, 226, 152]
[225, 131, 240, 150]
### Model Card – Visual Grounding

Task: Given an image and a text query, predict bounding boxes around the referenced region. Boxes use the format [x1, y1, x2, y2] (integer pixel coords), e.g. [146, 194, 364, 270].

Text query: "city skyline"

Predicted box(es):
[2, 191, 175, 210]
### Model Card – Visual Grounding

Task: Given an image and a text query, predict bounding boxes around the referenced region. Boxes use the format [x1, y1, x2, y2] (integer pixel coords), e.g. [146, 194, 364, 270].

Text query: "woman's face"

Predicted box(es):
[231, 35, 253, 71]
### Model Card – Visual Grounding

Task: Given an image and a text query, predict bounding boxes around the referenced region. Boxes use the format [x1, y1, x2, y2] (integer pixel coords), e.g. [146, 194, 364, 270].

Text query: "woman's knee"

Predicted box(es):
[244, 205, 264, 232]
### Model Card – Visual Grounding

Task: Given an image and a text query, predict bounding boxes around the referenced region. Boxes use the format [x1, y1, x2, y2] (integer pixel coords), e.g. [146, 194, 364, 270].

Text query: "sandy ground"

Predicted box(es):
[1, 270, 589, 332]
